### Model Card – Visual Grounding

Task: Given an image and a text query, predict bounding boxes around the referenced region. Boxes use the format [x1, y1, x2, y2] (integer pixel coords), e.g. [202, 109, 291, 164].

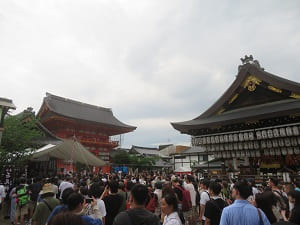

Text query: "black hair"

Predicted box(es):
[255, 191, 277, 224]
[67, 192, 84, 211]
[233, 179, 252, 199]
[126, 181, 134, 191]
[186, 175, 194, 183]
[49, 212, 84, 225]
[108, 180, 119, 194]
[89, 183, 104, 199]
[155, 182, 163, 190]
[201, 179, 210, 189]
[289, 190, 300, 207]
[80, 187, 88, 196]
[269, 177, 279, 186]
[62, 188, 75, 205]
[163, 193, 178, 212]
[131, 184, 148, 205]
[209, 181, 222, 195]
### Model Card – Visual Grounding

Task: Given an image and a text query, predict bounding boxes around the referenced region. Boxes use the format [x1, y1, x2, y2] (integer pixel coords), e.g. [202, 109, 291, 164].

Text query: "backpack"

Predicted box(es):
[17, 185, 30, 207]
[273, 190, 289, 218]
[146, 193, 157, 213]
[176, 186, 192, 212]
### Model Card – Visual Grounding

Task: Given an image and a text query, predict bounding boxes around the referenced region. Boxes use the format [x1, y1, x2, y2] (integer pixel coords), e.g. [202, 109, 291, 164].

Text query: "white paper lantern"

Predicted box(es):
[249, 132, 254, 140]
[267, 130, 273, 139]
[229, 143, 233, 150]
[236, 151, 241, 158]
[280, 128, 287, 137]
[291, 137, 298, 146]
[256, 131, 262, 139]
[202, 137, 207, 145]
[224, 144, 229, 151]
[278, 139, 285, 147]
[288, 147, 294, 155]
[220, 135, 224, 143]
[254, 141, 260, 149]
[231, 151, 236, 157]
[215, 136, 220, 144]
[239, 133, 244, 141]
[285, 138, 291, 147]
[292, 126, 299, 136]
[294, 147, 300, 154]
[261, 140, 267, 149]
[248, 142, 254, 149]
[244, 133, 249, 141]
[224, 135, 229, 143]
[238, 143, 243, 150]
[206, 136, 211, 144]
[270, 149, 275, 156]
[286, 127, 293, 136]
[241, 151, 245, 157]
[255, 151, 261, 157]
[234, 143, 238, 150]
[244, 142, 249, 150]
[211, 136, 215, 144]
[226, 152, 231, 158]
[264, 149, 269, 156]
[272, 139, 278, 148]
[281, 148, 287, 155]
[262, 130, 268, 139]
[234, 134, 239, 142]
[250, 151, 256, 157]
[275, 148, 281, 156]
[215, 145, 220, 151]
[273, 128, 279, 138]
[228, 134, 233, 142]
[267, 140, 273, 148]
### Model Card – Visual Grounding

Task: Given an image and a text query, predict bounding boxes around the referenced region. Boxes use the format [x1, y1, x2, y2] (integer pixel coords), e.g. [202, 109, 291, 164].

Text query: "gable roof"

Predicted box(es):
[38, 93, 136, 132]
[171, 60, 300, 134]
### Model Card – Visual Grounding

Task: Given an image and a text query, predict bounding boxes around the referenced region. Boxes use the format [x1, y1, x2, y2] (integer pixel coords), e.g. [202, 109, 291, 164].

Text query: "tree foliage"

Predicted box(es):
[0, 116, 43, 170]
[111, 151, 158, 168]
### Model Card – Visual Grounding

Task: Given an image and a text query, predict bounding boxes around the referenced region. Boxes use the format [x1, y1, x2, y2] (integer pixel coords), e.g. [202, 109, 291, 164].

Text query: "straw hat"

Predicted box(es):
[40, 183, 54, 195]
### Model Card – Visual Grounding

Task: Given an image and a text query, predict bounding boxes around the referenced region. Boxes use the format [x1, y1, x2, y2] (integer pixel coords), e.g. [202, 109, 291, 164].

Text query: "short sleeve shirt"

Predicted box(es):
[204, 198, 226, 225]
[200, 191, 210, 220]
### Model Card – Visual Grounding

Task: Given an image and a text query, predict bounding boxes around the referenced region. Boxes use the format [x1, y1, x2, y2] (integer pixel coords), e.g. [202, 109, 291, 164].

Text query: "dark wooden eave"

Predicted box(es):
[171, 63, 300, 134]
[37, 93, 136, 132]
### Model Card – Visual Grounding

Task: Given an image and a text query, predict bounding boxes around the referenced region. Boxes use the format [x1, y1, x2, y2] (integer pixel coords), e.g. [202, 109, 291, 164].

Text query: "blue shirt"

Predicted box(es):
[82, 216, 102, 225]
[46, 205, 68, 224]
[220, 200, 271, 225]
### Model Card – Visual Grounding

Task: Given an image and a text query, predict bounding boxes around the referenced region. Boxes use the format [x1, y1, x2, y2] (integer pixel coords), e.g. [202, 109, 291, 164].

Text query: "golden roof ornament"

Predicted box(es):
[238, 55, 264, 72]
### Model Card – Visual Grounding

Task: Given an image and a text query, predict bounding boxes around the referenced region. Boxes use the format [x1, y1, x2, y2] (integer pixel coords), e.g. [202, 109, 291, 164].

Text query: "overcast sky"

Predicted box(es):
[1, 0, 300, 148]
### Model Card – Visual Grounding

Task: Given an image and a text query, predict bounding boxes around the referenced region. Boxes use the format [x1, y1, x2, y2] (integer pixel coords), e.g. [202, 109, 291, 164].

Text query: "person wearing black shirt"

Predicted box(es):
[103, 181, 123, 225]
[204, 181, 227, 225]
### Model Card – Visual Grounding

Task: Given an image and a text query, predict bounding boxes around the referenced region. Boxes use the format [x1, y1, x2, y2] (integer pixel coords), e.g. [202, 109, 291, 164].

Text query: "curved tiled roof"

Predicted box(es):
[39, 93, 136, 131]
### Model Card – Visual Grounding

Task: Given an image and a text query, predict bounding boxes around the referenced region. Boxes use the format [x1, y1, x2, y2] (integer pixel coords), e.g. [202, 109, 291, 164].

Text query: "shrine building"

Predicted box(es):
[37, 93, 136, 172]
[171, 56, 300, 177]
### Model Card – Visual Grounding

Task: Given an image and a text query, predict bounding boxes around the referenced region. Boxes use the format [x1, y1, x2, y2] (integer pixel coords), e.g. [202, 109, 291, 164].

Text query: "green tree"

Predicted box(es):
[111, 151, 159, 168]
[0, 116, 43, 172]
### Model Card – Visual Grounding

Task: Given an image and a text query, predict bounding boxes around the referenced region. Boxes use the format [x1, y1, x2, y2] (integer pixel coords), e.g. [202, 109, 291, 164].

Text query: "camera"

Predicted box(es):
[85, 198, 93, 203]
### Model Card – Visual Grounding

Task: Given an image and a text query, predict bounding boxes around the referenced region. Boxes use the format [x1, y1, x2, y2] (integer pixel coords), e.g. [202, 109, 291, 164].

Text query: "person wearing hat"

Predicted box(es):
[32, 183, 60, 225]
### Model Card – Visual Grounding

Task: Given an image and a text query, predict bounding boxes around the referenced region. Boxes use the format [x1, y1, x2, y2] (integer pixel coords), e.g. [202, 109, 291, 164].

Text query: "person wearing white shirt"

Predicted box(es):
[162, 194, 182, 225]
[0, 183, 6, 205]
[59, 176, 74, 199]
[199, 179, 210, 224]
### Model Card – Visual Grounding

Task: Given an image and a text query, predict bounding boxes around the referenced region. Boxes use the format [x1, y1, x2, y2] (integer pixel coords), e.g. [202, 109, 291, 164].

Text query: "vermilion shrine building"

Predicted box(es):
[37, 93, 136, 173]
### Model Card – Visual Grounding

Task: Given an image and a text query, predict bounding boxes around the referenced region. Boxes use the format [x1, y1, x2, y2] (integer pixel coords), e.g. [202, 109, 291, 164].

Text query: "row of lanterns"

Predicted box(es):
[192, 125, 300, 145]
[202, 137, 300, 151]
[215, 147, 300, 159]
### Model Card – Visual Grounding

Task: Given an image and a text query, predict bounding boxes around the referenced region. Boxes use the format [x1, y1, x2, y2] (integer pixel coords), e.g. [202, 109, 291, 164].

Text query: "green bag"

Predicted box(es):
[17, 186, 30, 207]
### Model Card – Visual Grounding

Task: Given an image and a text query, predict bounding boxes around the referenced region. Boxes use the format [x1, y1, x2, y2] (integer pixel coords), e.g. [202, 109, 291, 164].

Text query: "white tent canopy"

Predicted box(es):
[31, 140, 106, 167]
[174, 166, 192, 173]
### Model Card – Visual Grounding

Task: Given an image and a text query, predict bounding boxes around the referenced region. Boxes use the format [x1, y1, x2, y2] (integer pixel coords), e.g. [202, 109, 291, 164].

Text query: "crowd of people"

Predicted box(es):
[0, 171, 300, 225]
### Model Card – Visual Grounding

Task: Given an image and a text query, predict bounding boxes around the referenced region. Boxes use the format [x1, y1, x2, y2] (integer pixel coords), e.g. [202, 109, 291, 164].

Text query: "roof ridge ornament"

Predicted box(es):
[239, 55, 264, 71]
